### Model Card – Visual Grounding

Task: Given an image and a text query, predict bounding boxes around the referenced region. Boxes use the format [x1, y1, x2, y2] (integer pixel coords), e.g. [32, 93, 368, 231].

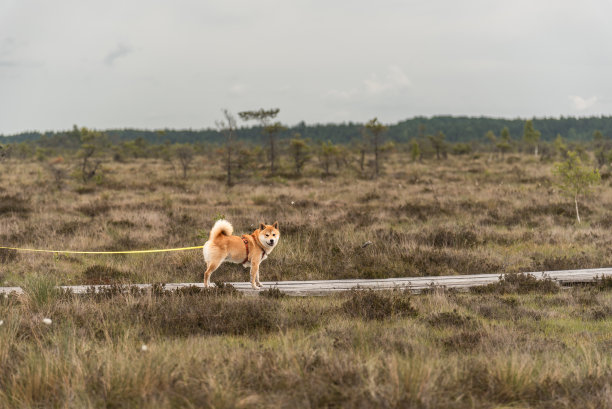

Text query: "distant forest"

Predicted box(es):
[3, 115, 612, 146]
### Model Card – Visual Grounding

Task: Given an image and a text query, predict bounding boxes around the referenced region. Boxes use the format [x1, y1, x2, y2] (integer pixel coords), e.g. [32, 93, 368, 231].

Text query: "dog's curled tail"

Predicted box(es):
[209, 219, 233, 239]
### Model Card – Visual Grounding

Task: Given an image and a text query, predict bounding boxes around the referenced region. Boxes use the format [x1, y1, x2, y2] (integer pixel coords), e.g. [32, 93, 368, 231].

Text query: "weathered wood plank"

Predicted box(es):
[0, 286, 23, 295]
[1, 268, 611, 296]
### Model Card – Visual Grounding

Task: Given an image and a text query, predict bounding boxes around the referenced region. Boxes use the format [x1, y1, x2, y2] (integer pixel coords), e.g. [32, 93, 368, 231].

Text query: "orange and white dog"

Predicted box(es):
[203, 219, 280, 289]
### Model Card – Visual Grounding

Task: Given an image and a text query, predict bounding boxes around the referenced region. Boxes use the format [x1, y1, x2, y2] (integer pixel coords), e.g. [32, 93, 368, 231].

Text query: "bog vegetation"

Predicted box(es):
[1, 117, 611, 285]
[2, 116, 612, 407]
[3, 279, 612, 407]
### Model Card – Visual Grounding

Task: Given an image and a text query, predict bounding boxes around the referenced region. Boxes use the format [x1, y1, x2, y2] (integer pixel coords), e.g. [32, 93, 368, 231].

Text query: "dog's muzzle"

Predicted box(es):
[268, 239, 274, 245]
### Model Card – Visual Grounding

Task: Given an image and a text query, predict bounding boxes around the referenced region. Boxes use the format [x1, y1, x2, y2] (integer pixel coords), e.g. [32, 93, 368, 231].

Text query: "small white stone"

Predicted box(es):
[141, 344, 148, 352]
[42, 318, 52, 325]
[0, 320, 4, 326]
[291, 201, 295, 205]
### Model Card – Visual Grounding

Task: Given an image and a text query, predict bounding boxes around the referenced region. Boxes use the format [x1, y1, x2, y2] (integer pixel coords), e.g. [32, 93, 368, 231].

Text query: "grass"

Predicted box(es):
[2, 152, 612, 407]
[2, 284, 612, 407]
[2, 153, 612, 287]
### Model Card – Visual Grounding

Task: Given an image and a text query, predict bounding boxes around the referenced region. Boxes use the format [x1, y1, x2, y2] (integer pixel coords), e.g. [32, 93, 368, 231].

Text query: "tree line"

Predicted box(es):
[1, 112, 611, 177]
[4, 115, 612, 146]
[0, 111, 607, 225]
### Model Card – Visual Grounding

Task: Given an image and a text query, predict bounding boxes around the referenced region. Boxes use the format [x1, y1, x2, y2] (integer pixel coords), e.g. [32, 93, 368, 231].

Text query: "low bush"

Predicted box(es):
[0, 194, 30, 216]
[77, 200, 110, 217]
[260, 287, 287, 299]
[82, 264, 129, 284]
[427, 309, 479, 329]
[470, 273, 560, 295]
[341, 289, 417, 320]
[139, 295, 280, 337]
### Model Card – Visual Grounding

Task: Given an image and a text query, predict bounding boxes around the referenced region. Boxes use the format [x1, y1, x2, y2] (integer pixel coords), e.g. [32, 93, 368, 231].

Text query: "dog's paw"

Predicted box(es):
[250, 284, 261, 290]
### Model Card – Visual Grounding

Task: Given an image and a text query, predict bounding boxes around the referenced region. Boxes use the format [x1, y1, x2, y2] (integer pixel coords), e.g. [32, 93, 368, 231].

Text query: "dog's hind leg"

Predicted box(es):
[203, 241, 222, 288]
[204, 261, 220, 288]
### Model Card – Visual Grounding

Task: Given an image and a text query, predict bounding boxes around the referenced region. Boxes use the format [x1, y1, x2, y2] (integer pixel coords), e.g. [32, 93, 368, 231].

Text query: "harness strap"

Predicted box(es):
[242, 235, 267, 264]
[241, 235, 249, 264]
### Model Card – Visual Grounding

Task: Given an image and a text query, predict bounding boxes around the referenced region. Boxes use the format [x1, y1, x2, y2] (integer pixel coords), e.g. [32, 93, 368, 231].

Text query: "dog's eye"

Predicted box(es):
[265, 234, 269, 237]
[272, 234, 276, 237]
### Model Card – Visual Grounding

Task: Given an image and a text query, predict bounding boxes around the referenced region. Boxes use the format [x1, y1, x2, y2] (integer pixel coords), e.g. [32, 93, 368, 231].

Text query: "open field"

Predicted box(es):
[3, 279, 612, 408]
[1, 153, 612, 288]
[2, 152, 612, 407]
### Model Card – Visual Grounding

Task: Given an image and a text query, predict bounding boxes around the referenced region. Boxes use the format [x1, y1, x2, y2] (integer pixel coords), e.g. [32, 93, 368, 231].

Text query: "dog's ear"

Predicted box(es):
[273, 221, 279, 229]
[259, 222, 266, 231]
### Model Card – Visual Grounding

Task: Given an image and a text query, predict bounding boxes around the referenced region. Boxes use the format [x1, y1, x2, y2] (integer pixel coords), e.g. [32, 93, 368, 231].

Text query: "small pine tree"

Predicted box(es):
[523, 120, 541, 156]
[553, 151, 600, 224]
[215, 109, 238, 186]
[553, 134, 567, 158]
[592, 130, 610, 168]
[77, 127, 108, 182]
[364, 118, 388, 178]
[238, 108, 286, 174]
[409, 139, 420, 162]
[174, 144, 194, 179]
[319, 140, 339, 177]
[427, 131, 447, 160]
[500, 127, 510, 141]
[496, 127, 511, 158]
[288, 133, 311, 176]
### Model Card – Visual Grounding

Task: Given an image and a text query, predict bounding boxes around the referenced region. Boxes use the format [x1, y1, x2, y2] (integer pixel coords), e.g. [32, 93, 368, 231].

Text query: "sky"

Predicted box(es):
[1, 0, 611, 135]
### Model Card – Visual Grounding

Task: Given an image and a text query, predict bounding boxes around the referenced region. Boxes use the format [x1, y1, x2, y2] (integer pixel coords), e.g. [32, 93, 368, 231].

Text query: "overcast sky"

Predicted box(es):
[1, 0, 611, 135]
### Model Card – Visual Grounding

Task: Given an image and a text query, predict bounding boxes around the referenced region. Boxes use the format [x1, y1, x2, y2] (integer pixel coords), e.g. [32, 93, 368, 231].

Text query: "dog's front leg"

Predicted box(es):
[255, 268, 262, 288]
[250, 261, 262, 289]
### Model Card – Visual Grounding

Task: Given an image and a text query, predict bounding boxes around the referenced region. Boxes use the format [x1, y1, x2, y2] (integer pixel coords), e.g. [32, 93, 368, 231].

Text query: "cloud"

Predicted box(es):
[325, 65, 411, 101]
[569, 95, 598, 111]
[0, 37, 19, 67]
[104, 43, 133, 66]
[0, 37, 16, 53]
[324, 88, 358, 100]
[363, 65, 411, 95]
[228, 82, 247, 96]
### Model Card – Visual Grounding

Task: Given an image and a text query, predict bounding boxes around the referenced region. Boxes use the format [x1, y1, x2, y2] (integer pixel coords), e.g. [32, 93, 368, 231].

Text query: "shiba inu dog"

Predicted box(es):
[203, 219, 280, 289]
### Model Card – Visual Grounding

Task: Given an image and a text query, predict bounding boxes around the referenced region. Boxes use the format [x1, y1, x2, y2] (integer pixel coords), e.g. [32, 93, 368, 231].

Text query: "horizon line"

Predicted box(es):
[2, 113, 612, 138]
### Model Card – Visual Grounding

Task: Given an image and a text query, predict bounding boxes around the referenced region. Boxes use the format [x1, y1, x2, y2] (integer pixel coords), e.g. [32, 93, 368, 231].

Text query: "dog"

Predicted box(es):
[203, 219, 280, 289]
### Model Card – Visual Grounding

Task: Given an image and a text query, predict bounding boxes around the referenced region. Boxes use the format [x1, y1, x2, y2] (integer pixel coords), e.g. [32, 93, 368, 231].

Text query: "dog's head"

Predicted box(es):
[258, 221, 280, 249]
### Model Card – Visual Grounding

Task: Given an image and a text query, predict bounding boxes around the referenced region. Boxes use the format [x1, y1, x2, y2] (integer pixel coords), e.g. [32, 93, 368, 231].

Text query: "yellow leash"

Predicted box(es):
[0, 245, 203, 255]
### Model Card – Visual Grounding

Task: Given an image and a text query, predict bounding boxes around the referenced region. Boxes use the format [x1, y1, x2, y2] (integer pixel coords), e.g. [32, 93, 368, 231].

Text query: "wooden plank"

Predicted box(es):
[1, 267, 611, 296]
[0, 286, 23, 295]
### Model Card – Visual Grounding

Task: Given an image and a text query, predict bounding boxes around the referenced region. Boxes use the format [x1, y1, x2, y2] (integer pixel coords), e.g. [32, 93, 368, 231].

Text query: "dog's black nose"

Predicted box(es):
[269, 239, 274, 245]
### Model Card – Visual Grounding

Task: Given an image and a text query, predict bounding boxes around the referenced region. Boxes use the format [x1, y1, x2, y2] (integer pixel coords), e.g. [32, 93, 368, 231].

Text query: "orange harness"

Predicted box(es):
[241, 235, 266, 264]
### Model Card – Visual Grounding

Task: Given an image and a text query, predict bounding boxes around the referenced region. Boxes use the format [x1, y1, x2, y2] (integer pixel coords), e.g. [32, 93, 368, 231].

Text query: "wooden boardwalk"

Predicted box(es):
[1, 267, 611, 296]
